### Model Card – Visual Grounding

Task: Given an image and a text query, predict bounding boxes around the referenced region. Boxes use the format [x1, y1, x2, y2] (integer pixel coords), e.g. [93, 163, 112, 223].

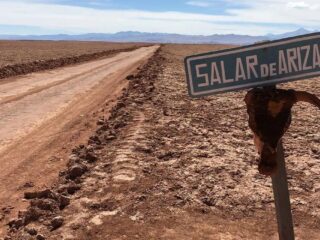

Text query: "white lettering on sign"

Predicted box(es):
[287, 48, 298, 73]
[221, 61, 234, 83]
[297, 47, 303, 71]
[278, 50, 288, 74]
[195, 43, 320, 89]
[314, 44, 320, 68]
[269, 63, 277, 76]
[261, 64, 269, 78]
[246, 55, 259, 79]
[196, 64, 209, 87]
[211, 62, 221, 84]
[235, 58, 246, 81]
[301, 45, 312, 71]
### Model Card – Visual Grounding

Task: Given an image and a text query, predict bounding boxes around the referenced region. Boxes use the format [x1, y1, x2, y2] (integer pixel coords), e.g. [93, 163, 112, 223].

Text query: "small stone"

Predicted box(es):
[97, 119, 104, 125]
[8, 218, 24, 229]
[24, 189, 56, 200]
[59, 195, 70, 209]
[201, 197, 216, 207]
[67, 164, 87, 180]
[311, 146, 319, 154]
[157, 151, 174, 161]
[22, 182, 34, 188]
[85, 152, 97, 163]
[88, 135, 101, 145]
[313, 133, 320, 142]
[135, 144, 152, 154]
[36, 234, 46, 240]
[69, 154, 78, 161]
[24, 191, 38, 199]
[105, 134, 116, 141]
[30, 199, 57, 211]
[24, 207, 42, 224]
[51, 216, 64, 230]
[58, 183, 81, 195]
[126, 74, 135, 80]
[25, 227, 37, 235]
[2, 206, 14, 214]
[18, 210, 27, 219]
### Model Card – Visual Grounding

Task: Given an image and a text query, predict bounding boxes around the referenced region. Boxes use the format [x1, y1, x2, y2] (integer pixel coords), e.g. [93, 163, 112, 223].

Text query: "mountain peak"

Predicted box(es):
[294, 27, 311, 34]
[0, 28, 318, 45]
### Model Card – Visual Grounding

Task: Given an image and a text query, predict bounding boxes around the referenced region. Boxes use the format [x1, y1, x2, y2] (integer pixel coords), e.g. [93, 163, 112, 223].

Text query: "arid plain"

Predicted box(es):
[0, 42, 319, 240]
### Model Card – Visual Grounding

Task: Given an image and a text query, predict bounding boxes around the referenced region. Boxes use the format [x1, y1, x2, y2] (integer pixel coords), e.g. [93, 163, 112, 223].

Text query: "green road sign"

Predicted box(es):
[185, 33, 320, 97]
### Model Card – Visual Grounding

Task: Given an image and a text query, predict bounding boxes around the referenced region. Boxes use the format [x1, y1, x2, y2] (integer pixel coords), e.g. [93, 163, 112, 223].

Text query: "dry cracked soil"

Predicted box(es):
[2, 44, 320, 240]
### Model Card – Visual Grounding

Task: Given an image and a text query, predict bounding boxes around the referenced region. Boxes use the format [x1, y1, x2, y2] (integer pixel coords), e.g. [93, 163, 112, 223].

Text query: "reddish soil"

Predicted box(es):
[2, 44, 320, 240]
[0, 41, 148, 79]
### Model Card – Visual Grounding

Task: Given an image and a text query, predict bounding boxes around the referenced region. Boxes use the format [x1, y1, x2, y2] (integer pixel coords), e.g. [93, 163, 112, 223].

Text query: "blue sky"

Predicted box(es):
[41, 0, 247, 14]
[0, 0, 318, 36]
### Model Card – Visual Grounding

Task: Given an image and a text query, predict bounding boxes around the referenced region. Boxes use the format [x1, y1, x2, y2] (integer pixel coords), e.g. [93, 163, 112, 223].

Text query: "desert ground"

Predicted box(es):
[0, 41, 147, 67]
[0, 41, 147, 79]
[0, 42, 319, 240]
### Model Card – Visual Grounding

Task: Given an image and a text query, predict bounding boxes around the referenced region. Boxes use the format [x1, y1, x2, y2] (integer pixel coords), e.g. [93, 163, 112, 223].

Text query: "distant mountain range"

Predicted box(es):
[0, 28, 317, 45]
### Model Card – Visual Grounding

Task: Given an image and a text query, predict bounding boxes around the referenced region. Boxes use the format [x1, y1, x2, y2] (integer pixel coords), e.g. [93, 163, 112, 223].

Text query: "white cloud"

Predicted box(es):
[287, 1, 310, 9]
[225, 0, 319, 28]
[287, 1, 319, 9]
[186, 1, 211, 7]
[0, 0, 318, 36]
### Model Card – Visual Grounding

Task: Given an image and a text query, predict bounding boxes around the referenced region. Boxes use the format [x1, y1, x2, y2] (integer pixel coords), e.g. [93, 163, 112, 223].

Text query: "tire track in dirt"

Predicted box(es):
[51, 110, 150, 240]
[112, 112, 146, 182]
[0, 46, 146, 80]
[0, 51, 132, 105]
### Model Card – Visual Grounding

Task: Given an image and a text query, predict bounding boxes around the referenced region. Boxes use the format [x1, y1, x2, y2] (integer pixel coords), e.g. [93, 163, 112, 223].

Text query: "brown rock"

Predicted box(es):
[8, 218, 24, 229]
[85, 152, 97, 162]
[105, 134, 116, 141]
[24, 189, 56, 200]
[97, 119, 105, 125]
[67, 164, 87, 180]
[59, 195, 70, 209]
[24, 207, 42, 224]
[25, 227, 37, 236]
[36, 234, 46, 240]
[51, 216, 64, 230]
[126, 74, 135, 80]
[57, 183, 81, 195]
[30, 199, 57, 211]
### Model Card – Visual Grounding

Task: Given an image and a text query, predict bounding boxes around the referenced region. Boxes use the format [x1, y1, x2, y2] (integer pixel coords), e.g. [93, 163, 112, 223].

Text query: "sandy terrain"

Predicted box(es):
[0, 45, 158, 237]
[3, 44, 320, 240]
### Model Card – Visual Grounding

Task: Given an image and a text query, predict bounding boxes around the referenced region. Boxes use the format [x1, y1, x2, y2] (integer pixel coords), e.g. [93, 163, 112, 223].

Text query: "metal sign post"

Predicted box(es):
[272, 141, 295, 240]
[184, 33, 320, 239]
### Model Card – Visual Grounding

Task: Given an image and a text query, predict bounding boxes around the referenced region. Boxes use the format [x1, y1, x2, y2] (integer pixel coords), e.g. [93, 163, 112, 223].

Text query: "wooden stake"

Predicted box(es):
[271, 141, 295, 240]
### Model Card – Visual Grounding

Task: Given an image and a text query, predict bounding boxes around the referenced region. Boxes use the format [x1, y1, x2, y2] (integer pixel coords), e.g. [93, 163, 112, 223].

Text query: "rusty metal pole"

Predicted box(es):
[271, 141, 295, 240]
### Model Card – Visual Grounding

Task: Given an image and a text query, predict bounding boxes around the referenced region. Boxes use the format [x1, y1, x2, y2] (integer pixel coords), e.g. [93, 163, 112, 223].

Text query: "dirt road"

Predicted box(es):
[0, 45, 158, 235]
